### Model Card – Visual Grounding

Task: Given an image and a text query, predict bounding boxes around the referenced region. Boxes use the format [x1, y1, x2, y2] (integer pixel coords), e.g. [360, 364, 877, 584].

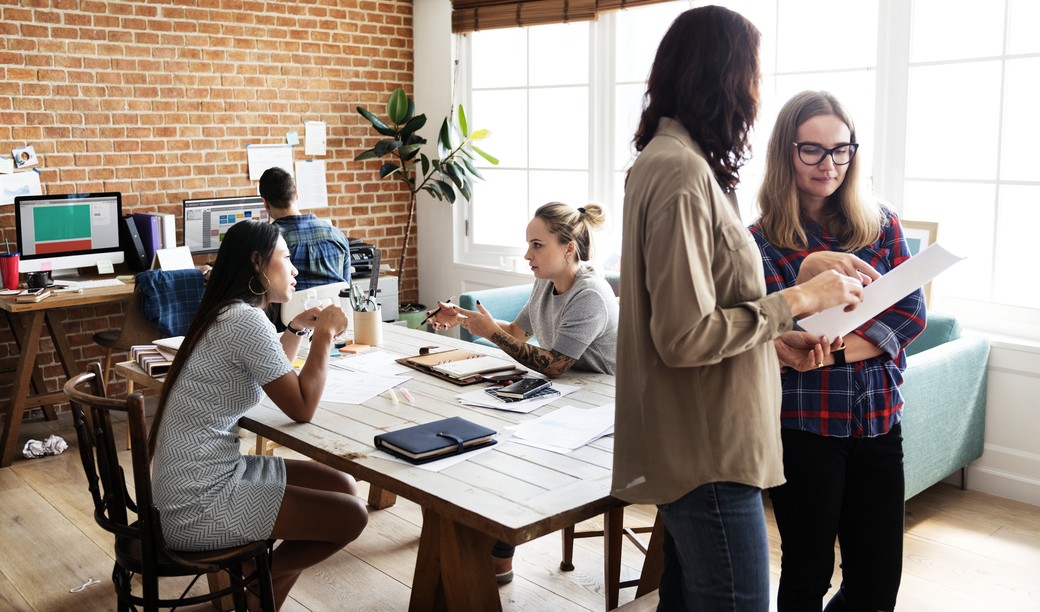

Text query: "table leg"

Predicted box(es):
[0, 312, 45, 468]
[367, 486, 397, 509]
[603, 506, 624, 611]
[4, 310, 57, 420]
[409, 508, 499, 612]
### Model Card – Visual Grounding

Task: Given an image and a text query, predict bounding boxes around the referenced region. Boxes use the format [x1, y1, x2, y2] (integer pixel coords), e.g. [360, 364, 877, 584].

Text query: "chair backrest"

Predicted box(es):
[135, 269, 205, 337]
[65, 363, 162, 571]
[281, 280, 353, 326]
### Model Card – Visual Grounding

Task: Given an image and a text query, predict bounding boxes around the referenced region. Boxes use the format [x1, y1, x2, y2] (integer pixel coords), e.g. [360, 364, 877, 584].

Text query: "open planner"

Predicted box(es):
[396, 348, 521, 385]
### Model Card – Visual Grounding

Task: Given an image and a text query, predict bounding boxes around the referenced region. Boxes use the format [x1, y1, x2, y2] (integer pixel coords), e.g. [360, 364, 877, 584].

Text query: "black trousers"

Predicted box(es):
[769, 424, 905, 612]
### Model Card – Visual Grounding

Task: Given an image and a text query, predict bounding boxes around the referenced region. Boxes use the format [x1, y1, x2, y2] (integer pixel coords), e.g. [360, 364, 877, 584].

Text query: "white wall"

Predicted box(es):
[413, 0, 1040, 508]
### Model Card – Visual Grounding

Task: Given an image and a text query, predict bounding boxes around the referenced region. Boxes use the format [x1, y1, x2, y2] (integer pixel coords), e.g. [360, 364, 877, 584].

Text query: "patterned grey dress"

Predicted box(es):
[152, 302, 292, 551]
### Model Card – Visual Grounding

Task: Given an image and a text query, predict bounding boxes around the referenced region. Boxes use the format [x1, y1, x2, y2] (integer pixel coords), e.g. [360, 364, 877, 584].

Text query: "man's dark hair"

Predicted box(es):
[258, 167, 296, 209]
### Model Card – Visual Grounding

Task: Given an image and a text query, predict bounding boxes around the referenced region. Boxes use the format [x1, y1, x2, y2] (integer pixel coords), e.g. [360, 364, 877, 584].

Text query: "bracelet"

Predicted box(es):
[832, 344, 847, 367]
[285, 322, 310, 337]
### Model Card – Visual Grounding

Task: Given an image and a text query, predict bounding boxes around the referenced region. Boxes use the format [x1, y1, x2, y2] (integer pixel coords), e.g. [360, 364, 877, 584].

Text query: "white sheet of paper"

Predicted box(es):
[0, 157, 13, 174]
[153, 246, 195, 270]
[456, 382, 579, 414]
[246, 144, 294, 180]
[799, 243, 963, 339]
[510, 403, 615, 452]
[320, 370, 410, 405]
[295, 159, 329, 209]
[509, 426, 614, 454]
[330, 349, 413, 377]
[0, 169, 42, 205]
[305, 120, 327, 156]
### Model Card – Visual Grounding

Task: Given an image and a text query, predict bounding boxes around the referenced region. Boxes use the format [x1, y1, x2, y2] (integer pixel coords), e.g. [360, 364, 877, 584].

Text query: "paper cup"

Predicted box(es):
[353, 308, 382, 347]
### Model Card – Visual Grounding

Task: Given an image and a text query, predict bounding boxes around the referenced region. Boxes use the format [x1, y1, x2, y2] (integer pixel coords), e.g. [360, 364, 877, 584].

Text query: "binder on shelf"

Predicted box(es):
[120, 215, 149, 272]
[156, 212, 176, 249]
[131, 213, 162, 266]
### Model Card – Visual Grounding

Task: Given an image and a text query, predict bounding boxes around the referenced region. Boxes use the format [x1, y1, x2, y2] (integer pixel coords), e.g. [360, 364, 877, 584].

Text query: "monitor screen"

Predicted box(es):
[183, 196, 268, 255]
[14, 192, 124, 275]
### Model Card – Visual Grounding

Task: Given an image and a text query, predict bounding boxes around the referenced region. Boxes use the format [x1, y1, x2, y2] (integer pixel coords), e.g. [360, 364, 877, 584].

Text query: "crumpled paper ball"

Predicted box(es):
[22, 434, 69, 459]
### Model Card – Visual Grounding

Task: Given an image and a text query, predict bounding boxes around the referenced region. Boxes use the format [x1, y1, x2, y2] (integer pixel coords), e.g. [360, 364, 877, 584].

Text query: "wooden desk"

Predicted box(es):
[239, 324, 628, 611]
[0, 282, 133, 467]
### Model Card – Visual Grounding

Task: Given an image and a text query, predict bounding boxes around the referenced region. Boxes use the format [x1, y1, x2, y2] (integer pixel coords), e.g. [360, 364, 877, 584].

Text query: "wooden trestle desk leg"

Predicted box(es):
[409, 507, 499, 612]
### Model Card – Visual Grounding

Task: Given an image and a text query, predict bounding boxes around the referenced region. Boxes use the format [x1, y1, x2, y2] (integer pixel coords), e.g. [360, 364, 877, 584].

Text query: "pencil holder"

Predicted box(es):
[354, 308, 382, 346]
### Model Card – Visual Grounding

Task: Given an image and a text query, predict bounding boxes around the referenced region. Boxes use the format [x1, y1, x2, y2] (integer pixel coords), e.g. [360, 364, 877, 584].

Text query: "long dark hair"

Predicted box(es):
[633, 5, 761, 192]
[148, 220, 282, 454]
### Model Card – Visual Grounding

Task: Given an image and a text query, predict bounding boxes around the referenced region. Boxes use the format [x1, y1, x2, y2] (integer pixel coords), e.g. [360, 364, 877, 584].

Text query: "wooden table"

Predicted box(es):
[0, 282, 133, 467]
[239, 324, 630, 611]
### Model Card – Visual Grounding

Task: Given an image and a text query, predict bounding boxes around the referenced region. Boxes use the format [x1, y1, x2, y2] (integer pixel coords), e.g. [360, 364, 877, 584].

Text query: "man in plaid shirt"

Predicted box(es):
[259, 167, 352, 291]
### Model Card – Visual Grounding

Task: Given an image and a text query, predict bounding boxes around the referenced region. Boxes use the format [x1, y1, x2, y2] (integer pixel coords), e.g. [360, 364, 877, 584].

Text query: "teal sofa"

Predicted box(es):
[458, 284, 989, 500]
[900, 313, 990, 499]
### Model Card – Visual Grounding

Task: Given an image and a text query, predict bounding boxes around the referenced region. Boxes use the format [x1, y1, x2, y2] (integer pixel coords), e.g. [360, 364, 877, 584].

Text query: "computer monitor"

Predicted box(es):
[14, 192, 124, 280]
[183, 196, 268, 255]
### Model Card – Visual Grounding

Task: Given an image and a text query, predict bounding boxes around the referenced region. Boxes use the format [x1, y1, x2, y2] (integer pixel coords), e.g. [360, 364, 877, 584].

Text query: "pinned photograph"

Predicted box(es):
[12, 146, 38, 169]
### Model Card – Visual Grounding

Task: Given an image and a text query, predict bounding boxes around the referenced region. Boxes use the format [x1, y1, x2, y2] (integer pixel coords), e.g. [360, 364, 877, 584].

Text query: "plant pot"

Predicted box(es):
[397, 303, 427, 329]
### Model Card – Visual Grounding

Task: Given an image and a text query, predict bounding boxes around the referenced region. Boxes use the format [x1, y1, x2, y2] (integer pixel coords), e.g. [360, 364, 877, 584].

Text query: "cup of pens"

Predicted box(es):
[345, 285, 382, 346]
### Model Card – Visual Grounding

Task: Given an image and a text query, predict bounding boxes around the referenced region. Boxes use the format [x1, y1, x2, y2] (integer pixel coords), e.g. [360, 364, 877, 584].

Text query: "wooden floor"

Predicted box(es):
[2, 410, 1040, 611]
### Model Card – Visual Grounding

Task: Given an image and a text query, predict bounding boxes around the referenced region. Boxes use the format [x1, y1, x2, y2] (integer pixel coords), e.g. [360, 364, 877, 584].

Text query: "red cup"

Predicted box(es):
[0, 252, 20, 290]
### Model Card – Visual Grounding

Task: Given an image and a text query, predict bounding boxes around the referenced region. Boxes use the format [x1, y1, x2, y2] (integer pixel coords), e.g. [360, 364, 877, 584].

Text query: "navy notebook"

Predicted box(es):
[374, 417, 497, 464]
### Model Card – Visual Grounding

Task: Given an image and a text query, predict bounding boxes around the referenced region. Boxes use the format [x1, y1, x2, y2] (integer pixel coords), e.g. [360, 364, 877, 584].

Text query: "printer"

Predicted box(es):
[348, 240, 398, 322]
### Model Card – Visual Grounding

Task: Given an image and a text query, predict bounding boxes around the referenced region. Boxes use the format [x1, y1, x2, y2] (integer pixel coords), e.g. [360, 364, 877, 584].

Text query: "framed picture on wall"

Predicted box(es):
[901, 220, 939, 306]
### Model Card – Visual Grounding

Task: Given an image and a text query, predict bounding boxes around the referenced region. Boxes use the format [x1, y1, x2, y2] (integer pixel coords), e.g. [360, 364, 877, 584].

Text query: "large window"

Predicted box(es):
[459, 0, 1040, 339]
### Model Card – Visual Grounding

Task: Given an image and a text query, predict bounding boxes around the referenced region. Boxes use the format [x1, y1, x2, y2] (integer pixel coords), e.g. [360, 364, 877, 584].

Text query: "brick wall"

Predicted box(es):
[0, 0, 415, 403]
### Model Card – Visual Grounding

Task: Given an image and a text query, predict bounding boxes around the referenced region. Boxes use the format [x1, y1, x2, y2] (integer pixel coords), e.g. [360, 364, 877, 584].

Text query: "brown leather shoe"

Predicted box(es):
[492, 555, 513, 584]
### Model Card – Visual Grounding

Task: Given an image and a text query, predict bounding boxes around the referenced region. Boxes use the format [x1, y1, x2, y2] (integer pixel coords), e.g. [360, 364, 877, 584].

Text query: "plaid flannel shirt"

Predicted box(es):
[748, 209, 926, 438]
[136, 269, 205, 338]
[273, 214, 351, 291]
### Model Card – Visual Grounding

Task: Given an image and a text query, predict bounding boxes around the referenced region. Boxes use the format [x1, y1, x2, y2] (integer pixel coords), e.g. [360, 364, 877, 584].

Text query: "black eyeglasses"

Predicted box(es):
[792, 142, 859, 166]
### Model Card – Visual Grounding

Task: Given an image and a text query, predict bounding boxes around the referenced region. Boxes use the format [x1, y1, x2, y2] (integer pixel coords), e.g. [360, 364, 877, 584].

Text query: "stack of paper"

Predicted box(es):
[509, 403, 615, 453]
[457, 382, 579, 413]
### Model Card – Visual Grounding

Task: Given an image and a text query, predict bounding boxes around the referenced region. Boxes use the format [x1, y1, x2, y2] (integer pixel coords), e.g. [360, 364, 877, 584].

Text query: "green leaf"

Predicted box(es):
[461, 157, 485, 180]
[354, 148, 380, 162]
[435, 179, 456, 204]
[420, 153, 430, 177]
[401, 114, 427, 139]
[424, 182, 445, 200]
[387, 88, 409, 125]
[442, 163, 464, 189]
[398, 143, 423, 160]
[404, 99, 415, 123]
[357, 106, 397, 137]
[468, 129, 489, 140]
[458, 104, 468, 137]
[473, 145, 499, 165]
[373, 140, 403, 156]
[459, 177, 472, 202]
[438, 118, 452, 157]
[379, 163, 400, 179]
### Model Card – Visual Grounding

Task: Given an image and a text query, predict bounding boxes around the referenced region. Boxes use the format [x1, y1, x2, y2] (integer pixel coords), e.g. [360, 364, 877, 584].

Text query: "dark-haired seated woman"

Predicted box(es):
[151, 220, 368, 610]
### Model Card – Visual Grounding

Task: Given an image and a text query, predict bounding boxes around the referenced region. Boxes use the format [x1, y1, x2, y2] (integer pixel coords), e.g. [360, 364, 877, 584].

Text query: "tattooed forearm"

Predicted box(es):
[490, 331, 576, 378]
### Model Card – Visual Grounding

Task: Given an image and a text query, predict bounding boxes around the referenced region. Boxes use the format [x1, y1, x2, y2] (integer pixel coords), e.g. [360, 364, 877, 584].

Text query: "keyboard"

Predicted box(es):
[55, 278, 126, 289]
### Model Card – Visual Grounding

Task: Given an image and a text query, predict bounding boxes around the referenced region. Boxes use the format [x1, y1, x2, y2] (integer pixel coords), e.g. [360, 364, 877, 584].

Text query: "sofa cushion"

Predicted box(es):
[904, 312, 960, 357]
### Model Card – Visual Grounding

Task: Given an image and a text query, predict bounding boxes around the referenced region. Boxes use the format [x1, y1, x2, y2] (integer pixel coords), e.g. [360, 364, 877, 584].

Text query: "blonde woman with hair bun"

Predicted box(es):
[427, 201, 619, 582]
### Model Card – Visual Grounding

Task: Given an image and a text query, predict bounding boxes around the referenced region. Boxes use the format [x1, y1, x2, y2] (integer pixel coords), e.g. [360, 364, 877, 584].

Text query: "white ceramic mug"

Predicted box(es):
[353, 308, 382, 346]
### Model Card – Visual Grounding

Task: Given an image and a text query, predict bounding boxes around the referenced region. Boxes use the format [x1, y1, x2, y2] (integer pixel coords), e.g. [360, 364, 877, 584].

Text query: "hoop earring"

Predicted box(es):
[248, 275, 267, 295]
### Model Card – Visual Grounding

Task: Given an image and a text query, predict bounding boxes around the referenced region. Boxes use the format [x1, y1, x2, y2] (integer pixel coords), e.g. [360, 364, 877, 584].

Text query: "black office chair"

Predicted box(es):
[64, 362, 276, 611]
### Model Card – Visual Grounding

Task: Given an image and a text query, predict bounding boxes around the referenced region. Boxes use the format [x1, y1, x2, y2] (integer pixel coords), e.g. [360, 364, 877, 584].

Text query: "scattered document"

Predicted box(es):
[152, 246, 195, 271]
[295, 159, 329, 209]
[246, 143, 294, 180]
[799, 243, 963, 339]
[456, 382, 579, 414]
[0, 169, 42, 205]
[305, 120, 327, 156]
[321, 370, 410, 405]
[510, 403, 615, 454]
[331, 349, 414, 377]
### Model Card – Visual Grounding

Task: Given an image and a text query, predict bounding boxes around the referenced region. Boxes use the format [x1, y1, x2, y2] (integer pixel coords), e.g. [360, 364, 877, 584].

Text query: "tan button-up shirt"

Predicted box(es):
[612, 118, 794, 504]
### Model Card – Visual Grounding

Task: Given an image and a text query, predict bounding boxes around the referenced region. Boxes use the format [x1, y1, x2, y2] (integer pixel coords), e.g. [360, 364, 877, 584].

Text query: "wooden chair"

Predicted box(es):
[64, 362, 276, 611]
[562, 509, 664, 610]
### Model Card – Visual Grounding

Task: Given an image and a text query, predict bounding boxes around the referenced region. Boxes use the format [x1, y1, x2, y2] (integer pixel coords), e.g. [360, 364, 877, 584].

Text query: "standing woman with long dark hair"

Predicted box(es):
[612, 7, 865, 610]
[150, 221, 368, 609]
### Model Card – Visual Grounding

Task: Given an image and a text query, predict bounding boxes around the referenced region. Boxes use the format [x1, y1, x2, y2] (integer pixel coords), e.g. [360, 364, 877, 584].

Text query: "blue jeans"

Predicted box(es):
[656, 482, 770, 612]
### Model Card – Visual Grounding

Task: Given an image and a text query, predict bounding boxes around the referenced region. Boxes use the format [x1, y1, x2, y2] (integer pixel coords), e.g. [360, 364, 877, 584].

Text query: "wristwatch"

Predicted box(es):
[832, 343, 847, 366]
[285, 322, 310, 337]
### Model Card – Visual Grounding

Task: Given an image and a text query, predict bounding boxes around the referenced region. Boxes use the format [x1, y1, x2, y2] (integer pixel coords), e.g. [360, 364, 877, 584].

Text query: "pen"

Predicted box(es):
[419, 296, 455, 326]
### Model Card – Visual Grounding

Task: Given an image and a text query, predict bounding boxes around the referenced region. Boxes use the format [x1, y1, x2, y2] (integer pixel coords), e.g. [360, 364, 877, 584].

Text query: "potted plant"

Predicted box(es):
[355, 87, 497, 326]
